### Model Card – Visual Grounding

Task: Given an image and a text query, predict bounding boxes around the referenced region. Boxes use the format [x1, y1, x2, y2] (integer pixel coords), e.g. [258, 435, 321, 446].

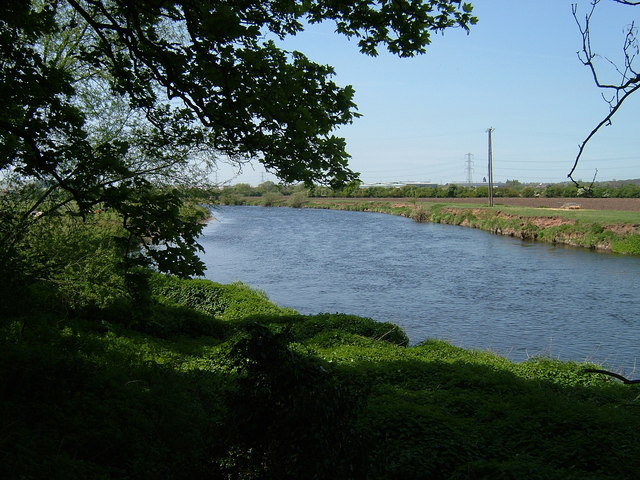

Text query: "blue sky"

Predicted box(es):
[217, 0, 640, 186]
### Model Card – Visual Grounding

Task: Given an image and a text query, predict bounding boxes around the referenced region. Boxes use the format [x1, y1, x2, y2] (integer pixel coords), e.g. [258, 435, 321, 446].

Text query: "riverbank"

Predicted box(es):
[240, 197, 640, 255]
[3, 274, 640, 478]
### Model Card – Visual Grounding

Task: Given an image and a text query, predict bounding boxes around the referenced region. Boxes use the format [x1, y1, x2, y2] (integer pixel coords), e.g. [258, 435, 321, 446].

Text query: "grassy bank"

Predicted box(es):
[2, 274, 639, 479]
[239, 196, 640, 255]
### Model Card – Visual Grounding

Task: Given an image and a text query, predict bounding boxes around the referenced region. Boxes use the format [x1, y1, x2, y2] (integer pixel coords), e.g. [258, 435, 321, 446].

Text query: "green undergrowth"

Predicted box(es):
[149, 273, 297, 320]
[2, 275, 639, 479]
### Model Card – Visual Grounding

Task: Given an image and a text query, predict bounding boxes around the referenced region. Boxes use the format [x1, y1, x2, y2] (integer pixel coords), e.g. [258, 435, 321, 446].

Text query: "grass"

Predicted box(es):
[489, 204, 640, 224]
[2, 275, 640, 479]
[243, 196, 640, 224]
[310, 198, 640, 224]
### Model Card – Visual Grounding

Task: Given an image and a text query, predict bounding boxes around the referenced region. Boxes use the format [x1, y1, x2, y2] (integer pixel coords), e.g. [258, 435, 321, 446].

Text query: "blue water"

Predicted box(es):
[199, 206, 640, 374]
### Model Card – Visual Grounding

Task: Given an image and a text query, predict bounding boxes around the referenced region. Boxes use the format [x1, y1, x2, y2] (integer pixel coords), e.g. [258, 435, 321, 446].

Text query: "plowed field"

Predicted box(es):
[366, 197, 640, 211]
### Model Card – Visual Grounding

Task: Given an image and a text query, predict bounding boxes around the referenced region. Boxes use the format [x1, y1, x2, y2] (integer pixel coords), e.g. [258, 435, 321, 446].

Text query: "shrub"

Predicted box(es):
[410, 205, 430, 223]
[0, 315, 231, 480]
[218, 193, 244, 205]
[179, 203, 210, 223]
[287, 192, 307, 208]
[293, 313, 409, 346]
[261, 192, 281, 207]
[149, 274, 296, 321]
[224, 323, 360, 478]
[149, 274, 228, 316]
[356, 390, 478, 479]
[140, 302, 228, 338]
[5, 212, 130, 314]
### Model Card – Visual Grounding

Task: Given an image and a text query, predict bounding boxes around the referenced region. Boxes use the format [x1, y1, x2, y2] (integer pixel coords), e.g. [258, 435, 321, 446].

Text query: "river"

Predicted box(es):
[198, 205, 640, 374]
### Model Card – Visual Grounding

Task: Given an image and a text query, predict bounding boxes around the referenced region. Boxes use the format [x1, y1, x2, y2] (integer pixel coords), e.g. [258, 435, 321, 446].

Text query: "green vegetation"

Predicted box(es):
[423, 204, 640, 255]
[1, 0, 478, 289]
[210, 179, 640, 200]
[287, 191, 308, 208]
[2, 185, 638, 477]
[487, 204, 640, 224]
[4, 2, 640, 478]
[2, 197, 637, 477]
[3, 275, 639, 479]
[411, 204, 431, 223]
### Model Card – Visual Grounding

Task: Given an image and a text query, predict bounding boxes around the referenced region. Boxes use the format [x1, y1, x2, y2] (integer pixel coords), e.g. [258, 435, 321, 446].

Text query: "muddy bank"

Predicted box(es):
[439, 208, 629, 251]
[418, 206, 640, 255]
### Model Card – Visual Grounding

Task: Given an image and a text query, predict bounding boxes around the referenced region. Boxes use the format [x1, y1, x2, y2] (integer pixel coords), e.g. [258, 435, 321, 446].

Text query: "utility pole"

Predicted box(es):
[465, 153, 474, 185]
[486, 128, 494, 207]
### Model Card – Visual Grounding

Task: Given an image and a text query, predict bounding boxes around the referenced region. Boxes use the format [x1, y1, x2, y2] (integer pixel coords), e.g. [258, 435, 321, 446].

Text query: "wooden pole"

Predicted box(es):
[487, 127, 494, 207]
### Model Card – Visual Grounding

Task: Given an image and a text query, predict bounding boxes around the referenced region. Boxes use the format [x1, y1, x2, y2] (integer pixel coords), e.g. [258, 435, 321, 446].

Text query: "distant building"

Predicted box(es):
[448, 182, 506, 188]
[359, 181, 438, 189]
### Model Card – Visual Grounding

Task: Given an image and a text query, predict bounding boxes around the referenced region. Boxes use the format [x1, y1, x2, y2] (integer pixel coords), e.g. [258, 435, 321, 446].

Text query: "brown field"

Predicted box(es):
[416, 197, 640, 211]
[311, 197, 640, 212]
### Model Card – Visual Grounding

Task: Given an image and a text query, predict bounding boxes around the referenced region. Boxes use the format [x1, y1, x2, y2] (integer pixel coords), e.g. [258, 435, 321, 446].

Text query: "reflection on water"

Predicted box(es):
[199, 206, 640, 374]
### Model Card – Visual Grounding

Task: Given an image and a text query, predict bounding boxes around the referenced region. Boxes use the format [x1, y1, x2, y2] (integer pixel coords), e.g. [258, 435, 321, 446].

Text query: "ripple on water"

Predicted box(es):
[200, 206, 640, 375]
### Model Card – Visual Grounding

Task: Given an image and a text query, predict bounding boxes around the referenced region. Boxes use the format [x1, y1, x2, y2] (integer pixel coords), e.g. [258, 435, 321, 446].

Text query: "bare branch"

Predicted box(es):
[568, 79, 640, 183]
[570, 0, 640, 187]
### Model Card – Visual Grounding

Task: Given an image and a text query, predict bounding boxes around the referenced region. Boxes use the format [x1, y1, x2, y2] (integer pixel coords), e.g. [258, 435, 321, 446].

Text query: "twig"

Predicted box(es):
[584, 368, 640, 384]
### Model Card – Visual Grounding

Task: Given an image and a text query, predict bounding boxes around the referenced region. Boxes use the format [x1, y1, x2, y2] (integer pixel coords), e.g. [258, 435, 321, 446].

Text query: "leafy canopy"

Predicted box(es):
[0, 0, 476, 278]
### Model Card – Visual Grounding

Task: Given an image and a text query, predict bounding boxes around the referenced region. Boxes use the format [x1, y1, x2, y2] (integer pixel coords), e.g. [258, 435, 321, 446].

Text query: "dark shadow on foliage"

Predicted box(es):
[0, 315, 232, 480]
[233, 312, 409, 347]
[223, 322, 365, 479]
[337, 353, 640, 480]
[2, 305, 639, 480]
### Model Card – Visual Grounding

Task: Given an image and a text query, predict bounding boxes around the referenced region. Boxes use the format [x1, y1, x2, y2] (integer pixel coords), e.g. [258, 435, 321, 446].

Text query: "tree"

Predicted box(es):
[570, 0, 639, 189]
[1, 1, 476, 281]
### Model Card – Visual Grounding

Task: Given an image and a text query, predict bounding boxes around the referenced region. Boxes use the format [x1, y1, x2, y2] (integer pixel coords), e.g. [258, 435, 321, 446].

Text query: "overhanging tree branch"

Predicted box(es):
[584, 368, 640, 383]
[568, 80, 640, 181]
[570, 0, 639, 188]
[1, 0, 478, 279]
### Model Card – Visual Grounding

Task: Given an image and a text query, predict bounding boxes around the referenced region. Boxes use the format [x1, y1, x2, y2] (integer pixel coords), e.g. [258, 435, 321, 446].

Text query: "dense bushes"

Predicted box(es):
[149, 273, 296, 320]
[0, 315, 231, 480]
[0, 187, 212, 317]
[2, 275, 640, 479]
[0, 210, 130, 317]
[224, 324, 360, 478]
[290, 312, 409, 346]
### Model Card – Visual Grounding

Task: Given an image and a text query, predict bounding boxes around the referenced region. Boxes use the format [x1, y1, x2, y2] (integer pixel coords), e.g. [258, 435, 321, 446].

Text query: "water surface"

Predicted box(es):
[199, 206, 640, 374]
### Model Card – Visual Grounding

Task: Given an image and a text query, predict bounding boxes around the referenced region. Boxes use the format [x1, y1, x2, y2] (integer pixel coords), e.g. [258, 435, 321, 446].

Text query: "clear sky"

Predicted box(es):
[216, 0, 640, 186]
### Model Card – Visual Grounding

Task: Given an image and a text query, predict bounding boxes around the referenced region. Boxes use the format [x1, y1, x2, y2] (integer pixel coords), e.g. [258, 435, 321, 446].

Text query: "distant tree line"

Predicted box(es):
[187, 179, 640, 202]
